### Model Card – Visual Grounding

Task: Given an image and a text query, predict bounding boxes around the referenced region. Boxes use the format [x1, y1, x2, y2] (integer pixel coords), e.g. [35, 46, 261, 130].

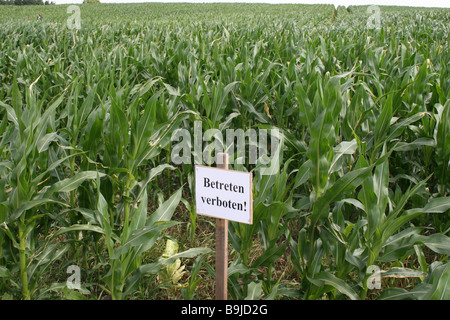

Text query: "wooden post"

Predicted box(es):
[215, 152, 228, 300]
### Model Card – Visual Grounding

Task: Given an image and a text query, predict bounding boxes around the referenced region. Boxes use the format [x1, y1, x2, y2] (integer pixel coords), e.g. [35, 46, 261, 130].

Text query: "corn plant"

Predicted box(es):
[0, 82, 102, 299]
[0, 3, 449, 300]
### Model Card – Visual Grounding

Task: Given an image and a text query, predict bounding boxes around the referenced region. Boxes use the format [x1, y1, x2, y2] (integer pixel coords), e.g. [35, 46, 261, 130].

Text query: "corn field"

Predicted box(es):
[0, 3, 449, 300]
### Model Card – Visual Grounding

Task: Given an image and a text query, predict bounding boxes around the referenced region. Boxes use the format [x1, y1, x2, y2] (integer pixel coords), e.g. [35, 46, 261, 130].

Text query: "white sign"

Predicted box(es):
[195, 165, 253, 224]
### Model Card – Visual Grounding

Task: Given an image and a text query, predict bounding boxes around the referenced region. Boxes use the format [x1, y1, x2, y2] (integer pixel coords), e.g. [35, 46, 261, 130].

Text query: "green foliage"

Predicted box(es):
[0, 3, 448, 300]
[0, 0, 48, 5]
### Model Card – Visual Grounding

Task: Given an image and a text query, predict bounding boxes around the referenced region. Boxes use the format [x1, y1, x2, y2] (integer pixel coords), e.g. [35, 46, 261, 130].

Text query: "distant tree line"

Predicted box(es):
[0, 0, 55, 5]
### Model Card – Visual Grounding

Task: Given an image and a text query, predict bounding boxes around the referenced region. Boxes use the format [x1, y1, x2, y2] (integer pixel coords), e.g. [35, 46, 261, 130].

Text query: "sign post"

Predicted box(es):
[216, 153, 228, 300]
[195, 152, 253, 300]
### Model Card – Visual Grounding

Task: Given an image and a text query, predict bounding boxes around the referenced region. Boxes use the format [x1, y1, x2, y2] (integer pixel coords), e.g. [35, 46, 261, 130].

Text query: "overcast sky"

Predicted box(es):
[51, 0, 450, 8]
